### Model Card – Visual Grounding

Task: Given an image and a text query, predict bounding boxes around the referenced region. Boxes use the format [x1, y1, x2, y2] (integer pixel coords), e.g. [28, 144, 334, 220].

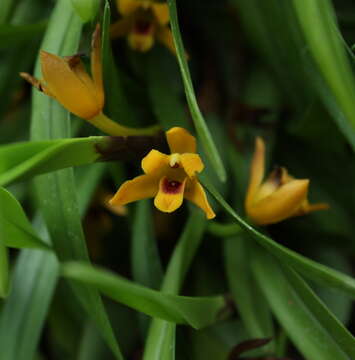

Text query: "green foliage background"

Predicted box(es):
[0, 0, 354, 359]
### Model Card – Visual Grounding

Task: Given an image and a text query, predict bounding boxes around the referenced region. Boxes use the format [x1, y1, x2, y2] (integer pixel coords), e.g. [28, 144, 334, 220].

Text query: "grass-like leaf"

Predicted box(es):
[132, 200, 163, 335]
[62, 261, 224, 329]
[0, 21, 47, 48]
[0, 137, 102, 186]
[102, 1, 136, 125]
[167, 0, 226, 182]
[202, 177, 355, 298]
[70, 0, 100, 23]
[0, 247, 59, 360]
[292, 0, 355, 150]
[224, 236, 274, 347]
[252, 245, 355, 360]
[0, 187, 50, 250]
[0, 238, 9, 298]
[143, 210, 207, 360]
[0, 0, 12, 24]
[29, 1, 123, 359]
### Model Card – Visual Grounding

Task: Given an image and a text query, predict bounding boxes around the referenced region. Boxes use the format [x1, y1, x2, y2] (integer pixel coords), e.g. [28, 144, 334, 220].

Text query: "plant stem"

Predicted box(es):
[88, 112, 161, 136]
[207, 222, 242, 237]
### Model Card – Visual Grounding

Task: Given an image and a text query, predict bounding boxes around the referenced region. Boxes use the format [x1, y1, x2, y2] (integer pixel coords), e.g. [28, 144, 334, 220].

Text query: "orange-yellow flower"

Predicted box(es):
[110, 127, 215, 219]
[245, 137, 329, 225]
[111, 0, 175, 54]
[21, 24, 104, 120]
[20, 25, 160, 136]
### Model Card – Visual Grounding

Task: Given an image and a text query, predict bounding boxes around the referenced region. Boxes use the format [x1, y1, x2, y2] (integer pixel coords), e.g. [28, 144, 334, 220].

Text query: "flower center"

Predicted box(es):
[169, 153, 180, 168]
[162, 178, 183, 194]
[134, 19, 153, 35]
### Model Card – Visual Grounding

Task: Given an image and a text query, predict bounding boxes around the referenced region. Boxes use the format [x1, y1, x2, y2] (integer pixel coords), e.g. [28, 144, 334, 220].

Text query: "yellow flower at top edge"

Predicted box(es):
[111, 0, 176, 54]
[110, 127, 216, 219]
[20, 24, 104, 120]
[245, 137, 329, 225]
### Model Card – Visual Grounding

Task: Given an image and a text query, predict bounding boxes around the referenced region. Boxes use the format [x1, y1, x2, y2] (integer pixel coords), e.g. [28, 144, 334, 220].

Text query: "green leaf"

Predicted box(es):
[102, 1, 136, 125]
[70, 0, 100, 23]
[29, 1, 123, 359]
[132, 200, 163, 335]
[224, 236, 274, 344]
[62, 261, 224, 329]
[75, 162, 108, 216]
[314, 249, 353, 324]
[0, 187, 50, 250]
[0, 0, 13, 24]
[252, 245, 355, 360]
[0, 247, 59, 360]
[202, 177, 355, 299]
[0, 135, 109, 360]
[167, 0, 226, 182]
[143, 210, 207, 360]
[0, 21, 47, 48]
[146, 48, 189, 130]
[132, 201, 163, 291]
[0, 238, 9, 298]
[292, 0, 355, 150]
[0, 137, 102, 186]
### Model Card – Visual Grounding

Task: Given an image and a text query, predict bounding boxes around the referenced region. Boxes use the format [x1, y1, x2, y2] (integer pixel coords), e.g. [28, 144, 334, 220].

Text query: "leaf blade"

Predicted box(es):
[167, 0, 226, 182]
[252, 246, 355, 360]
[202, 178, 355, 298]
[62, 261, 224, 329]
[0, 187, 50, 250]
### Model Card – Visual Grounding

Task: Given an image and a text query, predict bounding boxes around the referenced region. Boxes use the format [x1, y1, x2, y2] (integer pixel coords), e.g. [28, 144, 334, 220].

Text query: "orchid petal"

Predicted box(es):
[91, 24, 104, 108]
[142, 149, 170, 175]
[152, 3, 170, 25]
[128, 30, 155, 52]
[185, 179, 215, 219]
[180, 153, 204, 178]
[40, 51, 99, 119]
[110, 175, 158, 206]
[166, 127, 196, 154]
[295, 201, 330, 216]
[245, 136, 265, 210]
[154, 177, 186, 213]
[110, 17, 132, 38]
[117, 0, 141, 16]
[247, 179, 309, 225]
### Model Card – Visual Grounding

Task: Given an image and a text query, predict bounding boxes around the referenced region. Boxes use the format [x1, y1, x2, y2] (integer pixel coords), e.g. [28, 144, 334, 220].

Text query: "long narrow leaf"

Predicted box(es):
[224, 236, 274, 343]
[62, 261, 224, 329]
[0, 247, 59, 359]
[29, 1, 123, 358]
[102, 1, 135, 125]
[0, 238, 9, 298]
[252, 246, 355, 360]
[292, 0, 355, 150]
[0, 137, 102, 186]
[0, 21, 47, 48]
[167, 0, 226, 182]
[143, 210, 208, 360]
[202, 177, 355, 298]
[0, 187, 50, 250]
[132, 200, 163, 335]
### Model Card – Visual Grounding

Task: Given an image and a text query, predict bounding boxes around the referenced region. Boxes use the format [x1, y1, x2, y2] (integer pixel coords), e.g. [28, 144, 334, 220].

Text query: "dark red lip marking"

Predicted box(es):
[162, 178, 183, 194]
[134, 20, 152, 35]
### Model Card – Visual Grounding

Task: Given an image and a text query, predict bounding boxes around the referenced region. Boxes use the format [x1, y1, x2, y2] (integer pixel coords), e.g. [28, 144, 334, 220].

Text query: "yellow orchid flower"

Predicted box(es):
[110, 127, 216, 219]
[111, 0, 175, 54]
[20, 25, 159, 136]
[245, 137, 329, 225]
[21, 25, 104, 121]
